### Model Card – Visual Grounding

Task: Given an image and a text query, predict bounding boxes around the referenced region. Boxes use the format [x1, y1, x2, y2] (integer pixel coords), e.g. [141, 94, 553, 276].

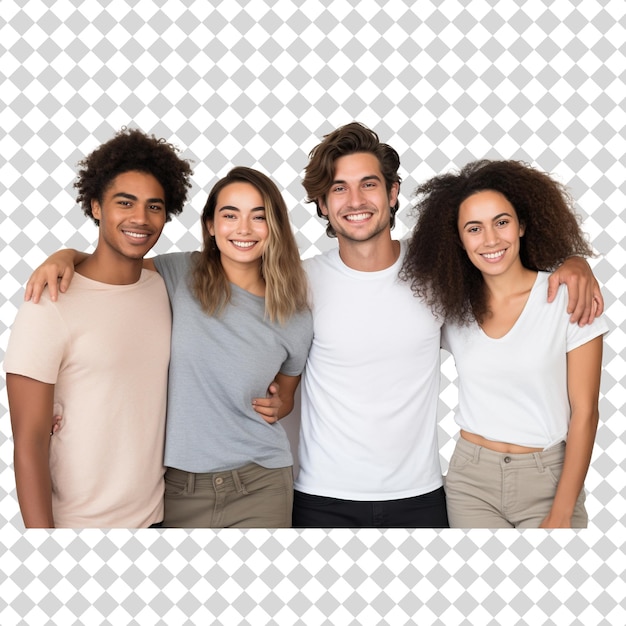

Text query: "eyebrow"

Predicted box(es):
[218, 205, 265, 212]
[113, 192, 165, 204]
[462, 212, 513, 228]
[331, 174, 382, 185]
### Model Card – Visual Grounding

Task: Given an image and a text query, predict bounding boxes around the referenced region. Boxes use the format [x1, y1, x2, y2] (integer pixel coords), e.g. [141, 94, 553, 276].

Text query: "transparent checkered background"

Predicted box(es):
[1, 0, 624, 623]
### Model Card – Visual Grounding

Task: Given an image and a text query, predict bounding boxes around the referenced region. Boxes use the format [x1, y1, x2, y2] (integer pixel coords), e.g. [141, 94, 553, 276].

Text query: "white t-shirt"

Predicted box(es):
[4, 271, 170, 528]
[441, 271, 609, 449]
[295, 241, 444, 500]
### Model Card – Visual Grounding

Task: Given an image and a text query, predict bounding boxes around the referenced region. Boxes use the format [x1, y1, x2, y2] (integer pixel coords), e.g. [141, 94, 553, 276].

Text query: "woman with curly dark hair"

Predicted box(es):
[401, 160, 608, 528]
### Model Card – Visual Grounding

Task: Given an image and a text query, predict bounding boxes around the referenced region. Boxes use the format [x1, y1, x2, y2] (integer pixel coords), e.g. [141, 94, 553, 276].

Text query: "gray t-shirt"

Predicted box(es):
[154, 252, 313, 473]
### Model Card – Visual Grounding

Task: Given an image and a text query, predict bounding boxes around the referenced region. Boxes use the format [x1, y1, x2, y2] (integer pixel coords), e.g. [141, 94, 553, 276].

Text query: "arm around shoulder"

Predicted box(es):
[25, 249, 88, 304]
[547, 257, 604, 326]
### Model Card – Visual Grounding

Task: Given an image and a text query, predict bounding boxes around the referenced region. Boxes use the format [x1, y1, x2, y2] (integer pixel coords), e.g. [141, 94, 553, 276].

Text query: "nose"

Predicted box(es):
[236, 218, 252, 234]
[484, 226, 499, 246]
[129, 204, 149, 224]
[347, 186, 366, 208]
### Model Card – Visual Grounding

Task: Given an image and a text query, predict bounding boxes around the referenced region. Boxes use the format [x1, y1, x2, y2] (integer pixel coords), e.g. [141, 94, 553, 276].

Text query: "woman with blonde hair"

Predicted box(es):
[29, 166, 313, 528]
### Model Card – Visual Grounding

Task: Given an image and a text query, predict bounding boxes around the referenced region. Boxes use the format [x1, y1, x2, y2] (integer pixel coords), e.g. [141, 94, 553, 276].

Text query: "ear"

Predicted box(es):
[91, 199, 101, 221]
[318, 198, 328, 217]
[389, 181, 400, 208]
[206, 220, 215, 236]
[519, 222, 525, 237]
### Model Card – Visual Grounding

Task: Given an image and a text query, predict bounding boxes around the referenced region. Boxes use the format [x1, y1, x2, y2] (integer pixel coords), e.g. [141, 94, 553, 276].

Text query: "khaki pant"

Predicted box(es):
[445, 438, 587, 528]
[163, 463, 293, 528]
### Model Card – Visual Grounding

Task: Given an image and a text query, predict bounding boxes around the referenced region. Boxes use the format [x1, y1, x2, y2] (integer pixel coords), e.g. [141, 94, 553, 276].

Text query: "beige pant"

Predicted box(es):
[163, 463, 294, 528]
[445, 437, 588, 528]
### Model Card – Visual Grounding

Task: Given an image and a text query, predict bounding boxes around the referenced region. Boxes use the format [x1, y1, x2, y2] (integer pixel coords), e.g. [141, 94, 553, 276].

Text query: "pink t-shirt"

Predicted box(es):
[4, 270, 170, 527]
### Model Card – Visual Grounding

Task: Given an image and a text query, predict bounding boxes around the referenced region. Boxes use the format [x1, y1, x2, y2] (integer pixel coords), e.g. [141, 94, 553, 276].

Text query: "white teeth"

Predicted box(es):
[124, 231, 149, 239]
[232, 241, 255, 248]
[483, 250, 505, 259]
[345, 213, 370, 222]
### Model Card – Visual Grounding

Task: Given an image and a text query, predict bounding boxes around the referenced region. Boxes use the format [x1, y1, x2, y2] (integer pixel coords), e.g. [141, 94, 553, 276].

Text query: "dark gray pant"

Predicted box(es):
[292, 486, 449, 528]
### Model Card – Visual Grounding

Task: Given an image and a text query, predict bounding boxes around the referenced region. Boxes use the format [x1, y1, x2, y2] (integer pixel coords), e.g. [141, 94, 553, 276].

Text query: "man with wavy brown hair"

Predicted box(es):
[292, 122, 602, 528]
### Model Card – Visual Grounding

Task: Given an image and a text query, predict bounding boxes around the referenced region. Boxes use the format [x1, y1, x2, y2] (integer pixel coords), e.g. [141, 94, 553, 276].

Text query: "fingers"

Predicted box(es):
[51, 415, 62, 435]
[24, 274, 48, 303]
[568, 290, 591, 326]
[58, 267, 73, 297]
[592, 285, 604, 317]
[24, 281, 34, 303]
[260, 414, 278, 424]
[566, 276, 596, 326]
[252, 398, 279, 423]
[546, 271, 559, 304]
[25, 268, 59, 303]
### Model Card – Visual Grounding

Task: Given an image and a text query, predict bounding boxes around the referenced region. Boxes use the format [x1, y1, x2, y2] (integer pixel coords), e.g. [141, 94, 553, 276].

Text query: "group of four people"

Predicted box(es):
[4, 122, 606, 529]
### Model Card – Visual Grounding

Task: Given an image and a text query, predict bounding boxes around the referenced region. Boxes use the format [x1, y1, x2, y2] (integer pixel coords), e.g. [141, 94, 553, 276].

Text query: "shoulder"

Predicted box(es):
[288, 306, 313, 331]
[535, 270, 567, 309]
[303, 249, 339, 274]
[153, 251, 194, 272]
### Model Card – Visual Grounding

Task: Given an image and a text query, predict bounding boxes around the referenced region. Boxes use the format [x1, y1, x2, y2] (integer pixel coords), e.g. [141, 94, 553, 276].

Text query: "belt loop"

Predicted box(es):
[232, 469, 248, 494]
[186, 472, 196, 494]
[533, 452, 544, 472]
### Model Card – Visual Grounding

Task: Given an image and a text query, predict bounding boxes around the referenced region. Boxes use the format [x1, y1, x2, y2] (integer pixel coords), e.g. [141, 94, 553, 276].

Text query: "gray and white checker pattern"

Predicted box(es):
[1, 0, 624, 623]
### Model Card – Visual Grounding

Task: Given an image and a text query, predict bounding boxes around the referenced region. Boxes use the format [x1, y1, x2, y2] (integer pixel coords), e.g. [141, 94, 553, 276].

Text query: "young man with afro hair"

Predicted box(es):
[4, 128, 192, 528]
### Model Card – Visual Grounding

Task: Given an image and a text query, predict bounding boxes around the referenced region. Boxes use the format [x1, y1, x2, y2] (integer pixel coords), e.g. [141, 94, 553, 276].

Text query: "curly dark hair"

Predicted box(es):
[74, 127, 193, 225]
[400, 159, 594, 325]
[302, 122, 402, 237]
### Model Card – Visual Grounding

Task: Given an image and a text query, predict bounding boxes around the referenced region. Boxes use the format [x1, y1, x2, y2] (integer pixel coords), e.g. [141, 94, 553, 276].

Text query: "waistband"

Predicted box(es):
[454, 436, 565, 470]
[166, 463, 289, 490]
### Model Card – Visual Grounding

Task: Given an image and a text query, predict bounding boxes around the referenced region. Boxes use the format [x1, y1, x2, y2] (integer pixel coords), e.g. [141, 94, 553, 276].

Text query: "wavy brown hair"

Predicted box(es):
[191, 167, 308, 324]
[302, 122, 401, 237]
[400, 160, 594, 325]
[75, 127, 192, 225]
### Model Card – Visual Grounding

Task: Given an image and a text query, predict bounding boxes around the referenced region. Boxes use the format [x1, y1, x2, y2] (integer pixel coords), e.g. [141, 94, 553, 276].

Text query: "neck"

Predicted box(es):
[482, 264, 537, 300]
[76, 248, 144, 285]
[222, 260, 266, 296]
[337, 233, 400, 272]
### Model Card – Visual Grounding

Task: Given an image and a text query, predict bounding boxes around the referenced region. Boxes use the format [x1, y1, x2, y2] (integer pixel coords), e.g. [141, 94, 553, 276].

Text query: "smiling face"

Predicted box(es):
[458, 189, 525, 278]
[318, 152, 399, 247]
[91, 170, 166, 262]
[207, 181, 268, 271]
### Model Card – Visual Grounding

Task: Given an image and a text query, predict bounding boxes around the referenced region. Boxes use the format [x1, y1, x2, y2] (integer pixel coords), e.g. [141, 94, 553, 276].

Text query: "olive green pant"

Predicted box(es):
[445, 438, 588, 528]
[163, 463, 294, 528]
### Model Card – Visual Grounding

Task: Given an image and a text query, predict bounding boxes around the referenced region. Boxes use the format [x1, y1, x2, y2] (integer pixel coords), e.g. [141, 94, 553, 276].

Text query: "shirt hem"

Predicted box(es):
[293, 479, 444, 501]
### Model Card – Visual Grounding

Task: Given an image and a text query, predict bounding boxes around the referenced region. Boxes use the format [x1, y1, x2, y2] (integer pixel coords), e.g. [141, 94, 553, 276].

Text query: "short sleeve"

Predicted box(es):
[566, 313, 610, 353]
[3, 298, 68, 384]
[152, 252, 192, 299]
[279, 309, 313, 376]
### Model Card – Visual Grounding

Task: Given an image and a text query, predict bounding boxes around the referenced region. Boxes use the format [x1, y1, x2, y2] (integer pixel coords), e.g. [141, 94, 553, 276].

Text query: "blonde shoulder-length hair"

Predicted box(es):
[191, 166, 309, 324]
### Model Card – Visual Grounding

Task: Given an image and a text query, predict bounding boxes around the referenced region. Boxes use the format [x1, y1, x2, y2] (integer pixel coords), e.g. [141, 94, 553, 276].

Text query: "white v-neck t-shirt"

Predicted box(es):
[442, 271, 608, 449]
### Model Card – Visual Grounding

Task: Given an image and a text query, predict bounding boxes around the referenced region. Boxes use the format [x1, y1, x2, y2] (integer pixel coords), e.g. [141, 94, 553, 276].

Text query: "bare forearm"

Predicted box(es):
[14, 439, 54, 528]
[548, 412, 598, 523]
[25, 249, 88, 303]
[277, 395, 294, 419]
